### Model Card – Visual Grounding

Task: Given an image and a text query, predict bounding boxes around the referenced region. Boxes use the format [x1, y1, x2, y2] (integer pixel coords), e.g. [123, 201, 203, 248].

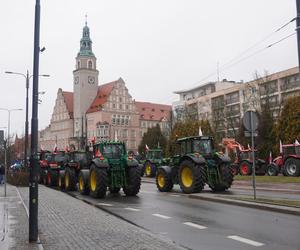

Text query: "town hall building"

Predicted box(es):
[39, 21, 171, 153]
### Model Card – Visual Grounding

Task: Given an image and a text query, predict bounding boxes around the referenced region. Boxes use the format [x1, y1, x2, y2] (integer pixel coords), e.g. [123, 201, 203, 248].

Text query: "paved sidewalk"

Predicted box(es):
[15, 185, 183, 250]
[0, 184, 39, 250]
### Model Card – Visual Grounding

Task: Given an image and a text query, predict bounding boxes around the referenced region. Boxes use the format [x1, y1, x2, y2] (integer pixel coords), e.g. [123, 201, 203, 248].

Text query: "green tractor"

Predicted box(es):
[58, 151, 92, 191]
[78, 141, 141, 198]
[156, 136, 234, 193]
[143, 148, 169, 177]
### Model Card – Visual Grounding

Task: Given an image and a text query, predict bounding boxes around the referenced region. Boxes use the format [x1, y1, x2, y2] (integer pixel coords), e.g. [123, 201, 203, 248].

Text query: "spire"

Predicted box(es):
[78, 17, 94, 57]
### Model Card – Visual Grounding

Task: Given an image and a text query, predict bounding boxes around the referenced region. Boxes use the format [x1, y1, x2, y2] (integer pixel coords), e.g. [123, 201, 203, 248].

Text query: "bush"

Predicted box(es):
[7, 169, 29, 186]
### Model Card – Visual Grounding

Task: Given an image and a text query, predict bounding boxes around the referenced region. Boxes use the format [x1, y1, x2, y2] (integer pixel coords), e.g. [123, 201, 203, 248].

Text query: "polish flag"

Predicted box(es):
[199, 127, 203, 136]
[295, 139, 300, 146]
[145, 144, 149, 151]
[269, 151, 272, 164]
[53, 143, 57, 152]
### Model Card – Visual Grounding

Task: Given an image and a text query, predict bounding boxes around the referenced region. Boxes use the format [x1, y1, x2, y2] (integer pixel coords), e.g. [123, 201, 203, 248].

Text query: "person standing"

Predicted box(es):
[0, 164, 4, 184]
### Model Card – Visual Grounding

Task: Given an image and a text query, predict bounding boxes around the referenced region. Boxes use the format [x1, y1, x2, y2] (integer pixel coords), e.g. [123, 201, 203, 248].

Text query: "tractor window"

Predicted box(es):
[180, 142, 186, 155]
[54, 153, 66, 163]
[74, 153, 88, 163]
[193, 139, 212, 155]
[295, 146, 300, 155]
[46, 155, 53, 162]
[153, 151, 162, 159]
[103, 144, 125, 159]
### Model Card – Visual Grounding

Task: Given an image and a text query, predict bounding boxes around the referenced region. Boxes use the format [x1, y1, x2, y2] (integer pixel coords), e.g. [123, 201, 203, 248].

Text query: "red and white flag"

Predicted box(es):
[269, 151, 272, 164]
[279, 140, 283, 154]
[145, 144, 149, 151]
[53, 143, 57, 152]
[295, 139, 300, 146]
[198, 127, 203, 136]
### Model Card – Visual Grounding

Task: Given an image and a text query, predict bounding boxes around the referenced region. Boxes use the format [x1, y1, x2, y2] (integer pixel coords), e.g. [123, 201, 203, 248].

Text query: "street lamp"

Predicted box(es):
[5, 71, 49, 169]
[0, 108, 23, 197]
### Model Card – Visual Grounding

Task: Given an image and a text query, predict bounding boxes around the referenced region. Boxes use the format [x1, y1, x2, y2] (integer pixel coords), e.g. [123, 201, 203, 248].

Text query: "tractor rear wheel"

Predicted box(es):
[144, 161, 156, 177]
[239, 161, 252, 176]
[178, 160, 205, 194]
[123, 167, 141, 196]
[211, 164, 234, 192]
[78, 171, 90, 195]
[65, 167, 76, 191]
[283, 158, 300, 177]
[156, 168, 173, 192]
[89, 166, 108, 198]
[47, 170, 57, 186]
[267, 163, 279, 176]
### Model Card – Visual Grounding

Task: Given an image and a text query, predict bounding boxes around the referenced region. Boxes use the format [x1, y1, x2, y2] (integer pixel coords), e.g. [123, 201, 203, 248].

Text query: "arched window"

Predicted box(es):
[77, 61, 80, 69]
[88, 60, 93, 69]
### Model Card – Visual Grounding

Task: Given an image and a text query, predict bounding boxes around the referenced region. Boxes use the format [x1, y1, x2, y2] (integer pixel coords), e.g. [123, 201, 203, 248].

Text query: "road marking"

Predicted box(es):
[124, 207, 141, 212]
[140, 191, 156, 194]
[97, 202, 113, 207]
[152, 213, 171, 219]
[169, 194, 180, 197]
[183, 222, 207, 230]
[227, 235, 264, 247]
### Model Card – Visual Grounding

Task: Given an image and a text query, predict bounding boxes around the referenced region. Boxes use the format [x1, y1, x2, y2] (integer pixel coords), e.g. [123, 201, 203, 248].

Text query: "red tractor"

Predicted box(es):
[39, 150, 51, 184]
[222, 138, 267, 176]
[267, 141, 300, 177]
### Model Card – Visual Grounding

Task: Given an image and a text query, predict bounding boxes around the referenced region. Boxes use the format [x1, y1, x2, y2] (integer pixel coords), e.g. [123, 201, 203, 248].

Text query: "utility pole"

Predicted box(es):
[29, 0, 41, 242]
[25, 71, 29, 168]
[296, 0, 300, 68]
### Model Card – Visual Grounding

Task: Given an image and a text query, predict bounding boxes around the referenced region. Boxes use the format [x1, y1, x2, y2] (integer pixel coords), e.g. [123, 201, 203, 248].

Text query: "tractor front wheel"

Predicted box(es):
[283, 158, 300, 177]
[78, 170, 90, 195]
[239, 161, 252, 176]
[123, 167, 141, 196]
[89, 166, 108, 198]
[178, 160, 205, 194]
[144, 161, 156, 177]
[65, 167, 76, 191]
[267, 163, 279, 176]
[156, 168, 173, 192]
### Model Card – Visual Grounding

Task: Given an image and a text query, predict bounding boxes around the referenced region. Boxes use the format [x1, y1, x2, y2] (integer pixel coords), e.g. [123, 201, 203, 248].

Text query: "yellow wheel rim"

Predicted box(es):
[157, 173, 165, 188]
[181, 166, 193, 188]
[145, 163, 152, 176]
[90, 170, 97, 192]
[65, 173, 69, 189]
[79, 175, 84, 192]
[58, 176, 61, 187]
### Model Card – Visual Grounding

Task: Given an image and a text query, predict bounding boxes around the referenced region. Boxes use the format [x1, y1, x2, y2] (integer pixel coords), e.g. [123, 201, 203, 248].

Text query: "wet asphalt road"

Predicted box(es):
[68, 182, 300, 250]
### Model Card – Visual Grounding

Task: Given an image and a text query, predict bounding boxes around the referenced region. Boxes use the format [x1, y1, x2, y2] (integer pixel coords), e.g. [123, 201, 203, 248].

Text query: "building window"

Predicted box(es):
[131, 130, 136, 138]
[88, 60, 93, 69]
[119, 104, 122, 110]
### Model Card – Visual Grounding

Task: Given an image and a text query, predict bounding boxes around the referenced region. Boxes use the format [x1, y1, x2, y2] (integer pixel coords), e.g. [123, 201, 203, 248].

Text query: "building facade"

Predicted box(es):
[39, 22, 171, 153]
[173, 67, 300, 139]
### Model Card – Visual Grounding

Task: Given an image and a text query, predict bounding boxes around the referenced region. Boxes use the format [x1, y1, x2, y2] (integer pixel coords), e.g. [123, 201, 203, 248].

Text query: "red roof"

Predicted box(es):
[135, 101, 171, 121]
[86, 81, 115, 113]
[62, 91, 74, 118]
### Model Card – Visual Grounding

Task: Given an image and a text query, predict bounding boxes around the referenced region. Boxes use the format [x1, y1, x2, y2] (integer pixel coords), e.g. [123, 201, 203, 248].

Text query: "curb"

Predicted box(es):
[188, 194, 300, 216]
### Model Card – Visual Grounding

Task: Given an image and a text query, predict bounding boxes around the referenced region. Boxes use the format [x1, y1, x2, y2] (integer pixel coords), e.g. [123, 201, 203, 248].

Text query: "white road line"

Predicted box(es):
[140, 191, 156, 194]
[183, 222, 207, 230]
[97, 203, 113, 207]
[227, 235, 264, 247]
[169, 194, 180, 197]
[124, 207, 141, 212]
[152, 213, 171, 219]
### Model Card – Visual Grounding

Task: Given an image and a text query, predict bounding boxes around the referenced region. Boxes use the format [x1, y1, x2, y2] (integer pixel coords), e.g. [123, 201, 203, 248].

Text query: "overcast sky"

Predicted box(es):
[0, 0, 297, 137]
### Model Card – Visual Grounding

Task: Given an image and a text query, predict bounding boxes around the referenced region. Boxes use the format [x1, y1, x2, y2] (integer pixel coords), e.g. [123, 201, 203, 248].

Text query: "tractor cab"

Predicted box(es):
[67, 151, 92, 169]
[177, 136, 215, 158]
[94, 141, 127, 161]
[49, 151, 68, 169]
[146, 149, 163, 160]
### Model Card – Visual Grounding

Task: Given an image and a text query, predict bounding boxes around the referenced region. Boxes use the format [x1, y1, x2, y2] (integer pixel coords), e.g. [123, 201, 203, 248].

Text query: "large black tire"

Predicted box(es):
[156, 168, 173, 192]
[239, 161, 252, 176]
[58, 170, 65, 190]
[267, 163, 279, 176]
[211, 164, 234, 192]
[178, 160, 205, 194]
[283, 158, 300, 177]
[78, 170, 90, 195]
[144, 161, 156, 177]
[89, 166, 108, 198]
[47, 170, 58, 186]
[65, 167, 76, 191]
[123, 167, 141, 196]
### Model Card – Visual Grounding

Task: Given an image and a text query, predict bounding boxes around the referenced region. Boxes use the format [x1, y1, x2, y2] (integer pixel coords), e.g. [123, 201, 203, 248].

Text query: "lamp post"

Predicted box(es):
[0, 108, 23, 197]
[5, 71, 49, 169]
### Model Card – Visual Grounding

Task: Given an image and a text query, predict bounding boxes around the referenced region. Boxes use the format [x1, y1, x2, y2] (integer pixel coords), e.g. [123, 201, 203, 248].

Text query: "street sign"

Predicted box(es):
[243, 110, 258, 132]
[244, 131, 258, 137]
